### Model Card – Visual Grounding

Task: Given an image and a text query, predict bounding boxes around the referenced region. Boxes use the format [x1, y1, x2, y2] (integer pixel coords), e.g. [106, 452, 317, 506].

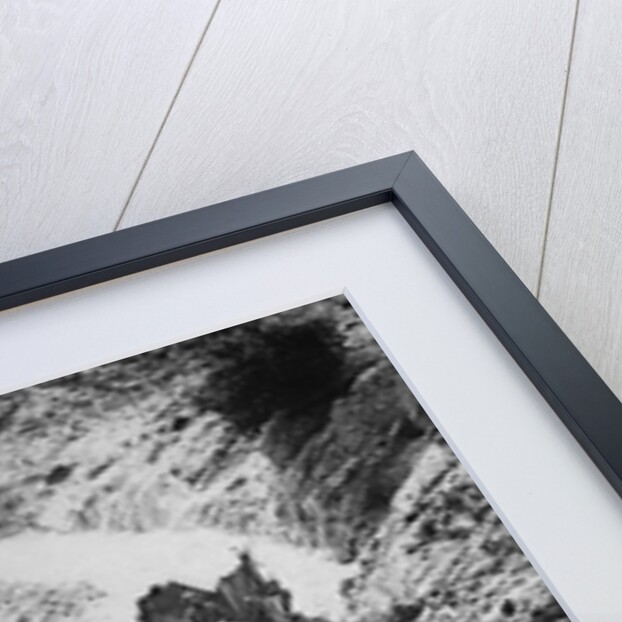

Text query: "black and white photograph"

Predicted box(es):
[0, 296, 566, 622]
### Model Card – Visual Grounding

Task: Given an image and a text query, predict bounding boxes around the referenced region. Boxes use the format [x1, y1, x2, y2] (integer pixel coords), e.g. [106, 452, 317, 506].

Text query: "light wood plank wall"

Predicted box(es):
[538, 0, 622, 400]
[6, 0, 622, 401]
[0, 0, 218, 261]
[118, 0, 576, 292]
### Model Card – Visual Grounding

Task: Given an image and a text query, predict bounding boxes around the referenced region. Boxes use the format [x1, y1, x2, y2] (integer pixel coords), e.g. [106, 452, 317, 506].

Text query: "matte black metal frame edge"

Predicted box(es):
[1, 150, 621, 500]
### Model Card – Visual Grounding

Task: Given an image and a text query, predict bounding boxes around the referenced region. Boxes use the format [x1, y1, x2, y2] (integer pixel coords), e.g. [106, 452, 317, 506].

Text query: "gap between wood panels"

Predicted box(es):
[113, 0, 224, 232]
[535, 0, 580, 299]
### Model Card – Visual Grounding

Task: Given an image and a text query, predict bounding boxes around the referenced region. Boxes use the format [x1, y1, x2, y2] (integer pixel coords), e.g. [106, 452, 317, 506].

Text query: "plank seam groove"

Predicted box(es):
[535, 0, 581, 298]
[112, 0, 225, 232]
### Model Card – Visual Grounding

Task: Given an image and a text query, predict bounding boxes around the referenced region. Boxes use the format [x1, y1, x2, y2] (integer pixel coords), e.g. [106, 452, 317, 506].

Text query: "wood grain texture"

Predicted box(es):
[539, 1, 622, 399]
[0, 0, 218, 262]
[119, 0, 576, 290]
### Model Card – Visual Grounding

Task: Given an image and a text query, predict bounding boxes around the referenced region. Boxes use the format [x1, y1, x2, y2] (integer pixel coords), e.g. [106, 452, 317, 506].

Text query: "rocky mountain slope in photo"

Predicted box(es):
[0, 297, 567, 621]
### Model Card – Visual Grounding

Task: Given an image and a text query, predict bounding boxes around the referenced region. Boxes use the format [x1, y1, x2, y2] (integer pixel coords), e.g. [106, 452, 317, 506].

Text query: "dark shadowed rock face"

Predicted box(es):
[193, 298, 435, 560]
[137, 553, 328, 622]
[195, 307, 356, 435]
[272, 359, 432, 561]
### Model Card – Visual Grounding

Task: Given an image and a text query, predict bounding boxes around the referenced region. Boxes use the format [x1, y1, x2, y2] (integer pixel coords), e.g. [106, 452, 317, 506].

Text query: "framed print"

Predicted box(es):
[0, 152, 621, 620]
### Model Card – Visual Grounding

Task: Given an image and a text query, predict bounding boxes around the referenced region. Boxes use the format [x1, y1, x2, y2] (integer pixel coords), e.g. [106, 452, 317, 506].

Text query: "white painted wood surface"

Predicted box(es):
[539, 1, 622, 400]
[0, 0, 218, 262]
[118, 0, 576, 291]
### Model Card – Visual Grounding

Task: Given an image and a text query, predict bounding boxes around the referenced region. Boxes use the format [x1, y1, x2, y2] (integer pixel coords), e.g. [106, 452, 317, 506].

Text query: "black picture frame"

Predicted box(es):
[1, 150, 621, 501]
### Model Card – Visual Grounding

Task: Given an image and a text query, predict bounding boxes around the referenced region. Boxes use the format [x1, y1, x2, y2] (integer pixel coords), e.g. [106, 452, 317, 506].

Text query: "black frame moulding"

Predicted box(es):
[1, 151, 621, 500]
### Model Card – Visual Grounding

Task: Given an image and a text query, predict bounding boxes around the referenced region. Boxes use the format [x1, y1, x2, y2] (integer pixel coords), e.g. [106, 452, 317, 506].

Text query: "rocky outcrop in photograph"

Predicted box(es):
[0, 296, 567, 621]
